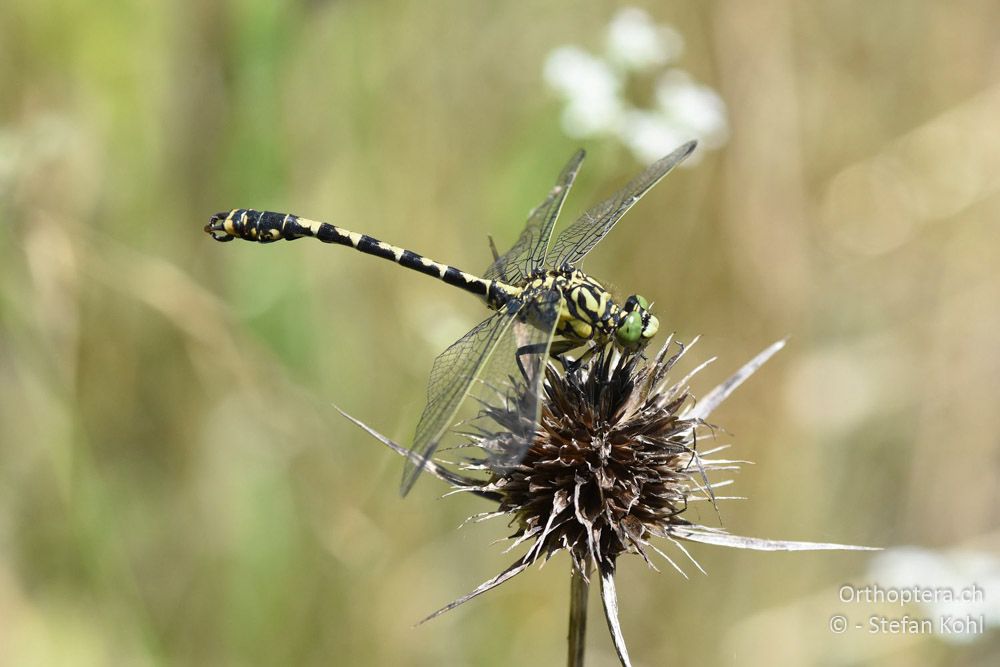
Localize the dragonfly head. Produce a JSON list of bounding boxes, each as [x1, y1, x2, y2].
[[615, 294, 659, 348]]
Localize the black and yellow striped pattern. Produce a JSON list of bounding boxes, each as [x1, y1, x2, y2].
[[204, 208, 659, 347], [206, 209, 518, 306]]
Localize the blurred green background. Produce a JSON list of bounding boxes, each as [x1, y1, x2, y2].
[[2, 1, 998, 665]]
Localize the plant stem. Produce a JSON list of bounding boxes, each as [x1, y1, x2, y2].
[[567, 560, 592, 667]]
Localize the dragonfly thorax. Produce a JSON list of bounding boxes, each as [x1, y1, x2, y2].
[[501, 267, 658, 348]]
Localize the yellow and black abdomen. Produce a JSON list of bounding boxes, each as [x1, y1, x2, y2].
[[205, 209, 510, 303], [206, 209, 336, 244]]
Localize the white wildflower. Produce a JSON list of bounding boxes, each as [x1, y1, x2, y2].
[[543, 46, 624, 136], [544, 8, 729, 164], [605, 7, 684, 71]]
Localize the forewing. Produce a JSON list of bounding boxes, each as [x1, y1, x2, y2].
[[549, 141, 696, 268], [484, 150, 585, 284], [401, 304, 519, 495]]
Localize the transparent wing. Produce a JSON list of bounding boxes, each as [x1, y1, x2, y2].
[[484, 150, 585, 284], [400, 291, 562, 494], [471, 289, 561, 470], [401, 305, 520, 495], [548, 141, 696, 268]]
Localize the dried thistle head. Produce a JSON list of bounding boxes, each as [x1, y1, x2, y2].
[[339, 336, 876, 666], [475, 338, 717, 577]]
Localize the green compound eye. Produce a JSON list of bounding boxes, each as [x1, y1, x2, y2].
[[615, 311, 643, 346]]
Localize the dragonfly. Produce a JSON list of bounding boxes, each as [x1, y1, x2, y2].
[[206, 140, 696, 494]]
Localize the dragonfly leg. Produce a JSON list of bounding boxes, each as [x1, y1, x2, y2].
[[545, 339, 585, 372], [558, 343, 601, 374], [514, 342, 550, 382]]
